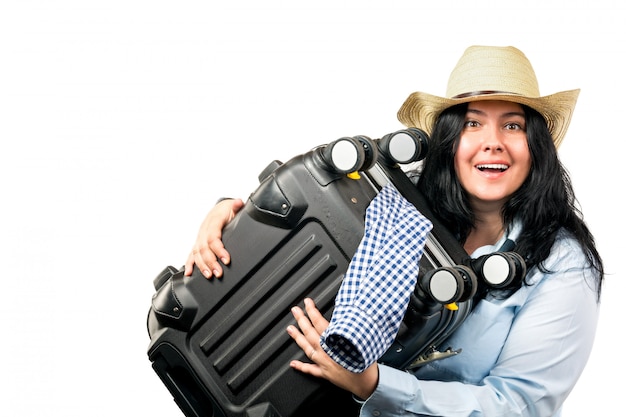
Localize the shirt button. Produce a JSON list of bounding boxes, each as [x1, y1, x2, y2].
[[372, 411, 381, 417]]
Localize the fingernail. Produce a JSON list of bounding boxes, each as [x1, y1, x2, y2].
[[203, 270, 211, 278], [213, 269, 221, 278], [220, 257, 228, 264]]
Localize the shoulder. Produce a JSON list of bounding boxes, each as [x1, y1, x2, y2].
[[541, 228, 588, 272], [525, 228, 600, 297]]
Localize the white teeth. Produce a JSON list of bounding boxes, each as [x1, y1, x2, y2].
[[477, 164, 509, 170]]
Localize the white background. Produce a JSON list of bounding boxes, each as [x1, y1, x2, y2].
[[1, 1, 623, 416]]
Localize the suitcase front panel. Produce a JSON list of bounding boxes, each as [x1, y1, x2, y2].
[[147, 137, 478, 417]]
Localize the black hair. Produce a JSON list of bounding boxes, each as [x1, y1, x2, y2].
[[417, 103, 603, 299]]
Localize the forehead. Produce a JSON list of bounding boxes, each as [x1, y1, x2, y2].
[[466, 100, 524, 114]]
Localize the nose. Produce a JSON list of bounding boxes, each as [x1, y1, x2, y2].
[[481, 126, 504, 152]]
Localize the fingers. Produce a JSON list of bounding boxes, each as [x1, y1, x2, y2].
[[228, 198, 245, 219], [184, 242, 229, 278], [198, 241, 229, 278], [290, 298, 328, 341], [303, 298, 329, 334], [287, 299, 378, 398], [288, 303, 319, 356], [186, 254, 219, 279], [289, 357, 325, 378], [286, 311, 326, 379], [288, 305, 317, 348], [183, 199, 244, 278], [183, 253, 195, 277], [287, 298, 330, 373]]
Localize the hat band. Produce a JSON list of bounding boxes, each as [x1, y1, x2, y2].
[[452, 90, 521, 99]]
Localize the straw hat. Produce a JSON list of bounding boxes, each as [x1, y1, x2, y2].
[[397, 45, 580, 148]]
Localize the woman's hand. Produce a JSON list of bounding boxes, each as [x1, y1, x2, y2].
[[287, 298, 379, 400], [184, 198, 245, 278]]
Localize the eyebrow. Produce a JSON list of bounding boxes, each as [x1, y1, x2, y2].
[[466, 108, 526, 119]]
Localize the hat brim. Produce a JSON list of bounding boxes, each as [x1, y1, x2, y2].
[[397, 89, 580, 149]]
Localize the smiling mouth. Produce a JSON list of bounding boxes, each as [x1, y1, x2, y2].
[[476, 163, 509, 172]]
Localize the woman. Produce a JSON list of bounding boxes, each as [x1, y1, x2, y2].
[[185, 46, 603, 416]]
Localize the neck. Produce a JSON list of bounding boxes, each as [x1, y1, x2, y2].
[[463, 209, 505, 255]]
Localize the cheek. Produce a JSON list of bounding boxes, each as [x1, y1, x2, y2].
[[453, 140, 473, 177], [454, 139, 466, 164], [522, 158, 532, 178], [511, 143, 532, 174], [453, 155, 472, 190]]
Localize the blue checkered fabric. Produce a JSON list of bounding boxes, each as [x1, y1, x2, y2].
[[320, 183, 432, 372]]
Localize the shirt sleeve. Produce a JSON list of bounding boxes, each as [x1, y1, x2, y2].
[[320, 183, 432, 373], [360, 236, 600, 417]]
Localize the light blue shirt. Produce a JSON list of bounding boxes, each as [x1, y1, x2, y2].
[[360, 225, 600, 417]]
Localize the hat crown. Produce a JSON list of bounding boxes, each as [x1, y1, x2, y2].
[[397, 45, 579, 149], [446, 46, 541, 99]]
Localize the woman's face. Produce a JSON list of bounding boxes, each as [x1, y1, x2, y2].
[[454, 100, 532, 211]]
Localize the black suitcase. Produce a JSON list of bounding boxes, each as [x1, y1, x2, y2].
[[146, 129, 523, 417]]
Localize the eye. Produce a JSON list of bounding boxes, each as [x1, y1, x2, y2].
[[464, 120, 480, 128], [504, 122, 525, 131]]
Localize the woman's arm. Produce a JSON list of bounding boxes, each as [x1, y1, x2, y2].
[[360, 240, 600, 417]]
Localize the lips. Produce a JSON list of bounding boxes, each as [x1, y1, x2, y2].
[[476, 163, 509, 172]]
